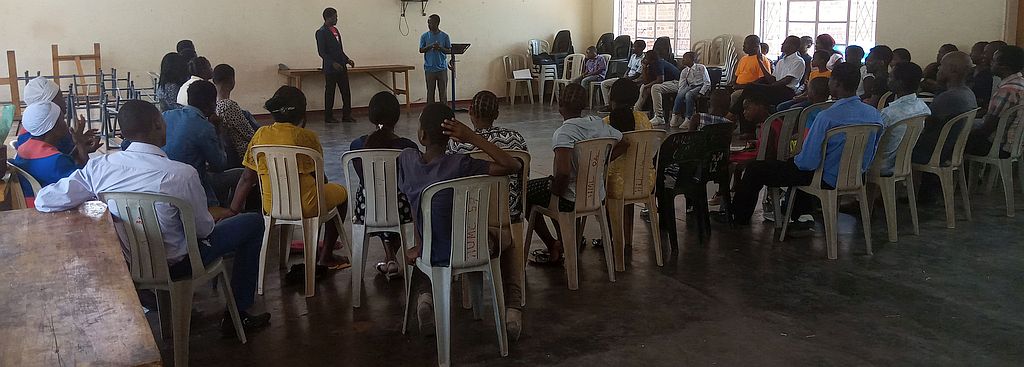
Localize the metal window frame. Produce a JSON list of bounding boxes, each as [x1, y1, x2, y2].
[[616, 0, 692, 55]]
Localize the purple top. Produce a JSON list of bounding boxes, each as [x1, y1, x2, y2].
[[584, 56, 608, 79]]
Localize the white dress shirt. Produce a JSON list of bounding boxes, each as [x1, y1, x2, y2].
[[625, 53, 644, 78], [176, 76, 203, 106], [773, 52, 807, 91], [678, 63, 712, 95], [35, 142, 214, 264]]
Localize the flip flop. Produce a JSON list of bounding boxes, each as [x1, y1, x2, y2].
[[327, 262, 351, 271], [528, 249, 564, 266]]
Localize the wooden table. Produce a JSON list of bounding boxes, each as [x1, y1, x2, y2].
[[0, 205, 162, 366], [278, 64, 416, 109]]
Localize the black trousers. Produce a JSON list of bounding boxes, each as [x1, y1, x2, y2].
[[732, 159, 816, 224], [324, 69, 352, 119]]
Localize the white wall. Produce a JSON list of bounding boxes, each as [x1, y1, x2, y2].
[[0, 0, 593, 112]]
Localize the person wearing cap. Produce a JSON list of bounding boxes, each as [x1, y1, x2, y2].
[[10, 102, 93, 207], [15, 77, 100, 163]]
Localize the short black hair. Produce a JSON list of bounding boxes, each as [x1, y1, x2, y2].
[[323, 7, 337, 19], [118, 100, 162, 138], [158, 52, 189, 86], [870, 45, 894, 64], [634, 39, 646, 49], [587, 46, 598, 53], [831, 62, 862, 92], [893, 48, 912, 62], [368, 91, 401, 127], [265, 86, 307, 123], [419, 103, 454, 146], [212, 64, 234, 84], [186, 80, 217, 108], [189, 57, 211, 77], [812, 50, 831, 61], [940, 43, 959, 52], [891, 62, 923, 92], [846, 45, 865, 60], [996, 45, 1024, 72], [176, 40, 195, 54], [429, 14, 440, 21], [559, 83, 589, 112]]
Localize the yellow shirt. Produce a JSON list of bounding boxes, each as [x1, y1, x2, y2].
[[604, 112, 654, 199], [735, 55, 772, 85], [243, 122, 347, 218], [809, 69, 832, 81]]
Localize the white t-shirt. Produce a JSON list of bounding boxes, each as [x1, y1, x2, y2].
[[773, 52, 806, 91], [551, 115, 623, 202], [857, 65, 871, 96], [827, 53, 844, 70], [176, 76, 203, 106]]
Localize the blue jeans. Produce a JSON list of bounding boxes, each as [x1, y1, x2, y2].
[[170, 212, 265, 312], [673, 84, 704, 117]]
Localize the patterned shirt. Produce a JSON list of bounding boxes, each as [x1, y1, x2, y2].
[[216, 99, 256, 166], [446, 126, 528, 221], [155, 83, 182, 112], [697, 113, 733, 129], [988, 73, 1024, 147], [583, 55, 608, 79]]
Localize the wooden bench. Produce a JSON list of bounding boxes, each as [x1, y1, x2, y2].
[[278, 64, 416, 109], [0, 205, 162, 366]]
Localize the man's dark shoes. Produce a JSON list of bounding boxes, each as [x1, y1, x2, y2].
[[324, 116, 341, 124], [221, 310, 271, 337], [341, 116, 357, 123]]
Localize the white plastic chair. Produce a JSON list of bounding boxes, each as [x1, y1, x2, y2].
[[503, 54, 535, 106], [780, 124, 882, 259], [588, 54, 613, 109], [400, 175, 510, 367], [752, 108, 802, 229], [966, 104, 1024, 217], [468, 150, 530, 307], [866, 116, 927, 242], [524, 138, 617, 290], [876, 91, 894, 110], [607, 130, 667, 270], [691, 40, 710, 66], [4, 163, 42, 210], [250, 145, 346, 298], [912, 108, 980, 228], [550, 53, 586, 105], [340, 149, 412, 308], [99, 192, 246, 367]]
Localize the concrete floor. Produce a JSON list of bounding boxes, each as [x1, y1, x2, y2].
[[161, 103, 1023, 366]]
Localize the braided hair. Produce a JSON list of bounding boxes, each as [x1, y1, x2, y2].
[[558, 83, 589, 114], [470, 90, 500, 125], [608, 78, 640, 132], [265, 86, 306, 124], [419, 103, 455, 146]]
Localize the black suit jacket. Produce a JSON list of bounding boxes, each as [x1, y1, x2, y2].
[[316, 25, 349, 74]]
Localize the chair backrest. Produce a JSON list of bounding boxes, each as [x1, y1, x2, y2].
[[983, 104, 1024, 160], [5, 163, 42, 209], [572, 138, 616, 213], [691, 40, 709, 65], [250, 145, 327, 220], [562, 53, 586, 80], [528, 39, 551, 56], [869, 115, 927, 178], [600, 54, 612, 69], [793, 101, 836, 154], [702, 123, 736, 181], [876, 91, 894, 110], [0, 50, 20, 118], [504, 54, 530, 80], [808, 124, 882, 191], [468, 150, 531, 224], [925, 108, 981, 167], [756, 107, 803, 161], [418, 175, 507, 269], [52, 43, 102, 96], [612, 35, 633, 59], [596, 33, 615, 55], [340, 149, 404, 228], [723, 52, 741, 84], [552, 30, 574, 54], [98, 192, 206, 285], [614, 130, 667, 201]]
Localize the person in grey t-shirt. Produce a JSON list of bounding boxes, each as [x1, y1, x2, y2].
[[913, 52, 978, 165]]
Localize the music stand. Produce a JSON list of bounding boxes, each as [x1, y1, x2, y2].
[[449, 43, 471, 112]]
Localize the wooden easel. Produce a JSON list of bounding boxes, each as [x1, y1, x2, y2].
[[52, 43, 101, 97], [0, 51, 20, 118]]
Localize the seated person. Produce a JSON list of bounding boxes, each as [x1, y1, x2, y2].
[[761, 43, 770, 61], [605, 78, 652, 200], [228, 86, 350, 269], [966, 45, 1024, 157], [971, 41, 1006, 109], [528, 84, 625, 264], [35, 100, 271, 335], [213, 64, 255, 168], [816, 34, 844, 70], [861, 45, 893, 106], [892, 48, 912, 67], [778, 50, 832, 111], [845, 45, 867, 95], [9, 103, 93, 207], [877, 62, 931, 176], [600, 40, 646, 110], [155, 52, 189, 112], [572, 46, 608, 88], [162, 80, 231, 206], [669, 51, 711, 128], [14, 77, 98, 158], [350, 91, 419, 279], [913, 51, 978, 164], [685, 89, 734, 132], [397, 103, 524, 339], [726, 35, 775, 133], [176, 56, 214, 106], [635, 51, 680, 122], [729, 62, 883, 226], [742, 36, 807, 106], [922, 44, 959, 94]]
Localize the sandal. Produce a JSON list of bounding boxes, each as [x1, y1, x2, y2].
[[528, 249, 564, 266], [375, 260, 401, 279]]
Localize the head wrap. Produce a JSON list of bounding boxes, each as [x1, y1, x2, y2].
[[21, 102, 61, 136], [23, 77, 60, 105]]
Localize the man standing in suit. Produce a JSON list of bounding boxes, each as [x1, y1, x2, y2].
[[316, 7, 356, 123]]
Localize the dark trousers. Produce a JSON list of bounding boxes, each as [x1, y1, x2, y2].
[[169, 213, 265, 312], [732, 159, 815, 224], [324, 69, 352, 119]]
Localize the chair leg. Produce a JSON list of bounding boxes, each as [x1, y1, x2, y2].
[[401, 262, 414, 335], [169, 281, 194, 367], [657, 194, 679, 251], [156, 290, 173, 340], [858, 189, 873, 255], [558, 212, 580, 290], [509, 221, 527, 307], [880, 181, 898, 243], [430, 268, 453, 367], [596, 211, 616, 282], [904, 178, 921, 236], [957, 168, 972, 221], [219, 271, 247, 344], [779, 188, 799, 242], [822, 191, 838, 260], [526, 80, 535, 104], [351, 224, 367, 308], [509, 82, 517, 106], [646, 197, 664, 267], [985, 164, 998, 194], [257, 217, 274, 295], [999, 161, 1015, 217], [279, 225, 291, 270], [487, 262, 509, 356], [301, 219, 320, 297], [469, 273, 484, 319], [939, 170, 956, 228], [771, 188, 784, 229], [607, 198, 626, 272]]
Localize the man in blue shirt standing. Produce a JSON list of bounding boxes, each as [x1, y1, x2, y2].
[[730, 62, 883, 226], [419, 14, 452, 105], [162, 80, 230, 205]]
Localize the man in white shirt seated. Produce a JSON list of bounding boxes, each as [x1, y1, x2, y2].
[[669, 51, 712, 128], [34, 100, 271, 336], [176, 56, 214, 106], [740, 35, 807, 108], [600, 40, 646, 112]]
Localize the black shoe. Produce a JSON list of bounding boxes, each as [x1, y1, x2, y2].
[[221, 311, 271, 337], [324, 117, 341, 124], [341, 116, 357, 123]]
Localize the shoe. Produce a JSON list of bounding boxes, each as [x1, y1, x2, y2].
[[375, 260, 400, 279], [341, 116, 357, 123], [416, 293, 435, 336], [506, 308, 523, 341], [640, 207, 651, 223], [324, 117, 340, 124], [786, 215, 816, 235], [708, 195, 722, 206], [220, 310, 271, 337], [650, 116, 666, 126]]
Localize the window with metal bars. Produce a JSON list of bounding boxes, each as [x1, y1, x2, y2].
[[616, 0, 692, 56], [755, 0, 877, 60]]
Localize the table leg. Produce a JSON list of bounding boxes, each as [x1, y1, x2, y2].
[[404, 71, 411, 109], [538, 68, 547, 103]]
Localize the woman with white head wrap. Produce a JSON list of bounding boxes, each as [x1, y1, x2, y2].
[[15, 76, 101, 161], [10, 102, 88, 205]]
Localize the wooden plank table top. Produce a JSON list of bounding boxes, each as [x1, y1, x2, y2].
[[0, 204, 162, 366]]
